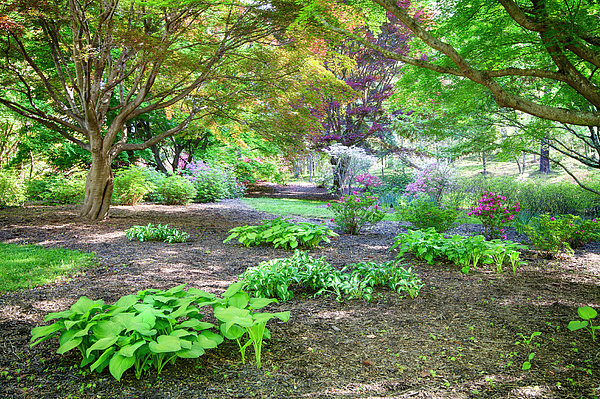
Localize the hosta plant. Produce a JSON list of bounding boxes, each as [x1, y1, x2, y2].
[[392, 228, 527, 274], [30, 283, 289, 380], [224, 217, 338, 249], [212, 282, 290, 368], [30, 284, 223, 381], [240, 250, 424, 302], [125, 223, 190, 243], [568, 306, 598, 342]]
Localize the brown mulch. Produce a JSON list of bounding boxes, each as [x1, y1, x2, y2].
[[0, 182, 599, 399]]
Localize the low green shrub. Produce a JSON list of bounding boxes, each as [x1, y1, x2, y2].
[[125, 223, 190, 243], [30, 283, 289, 380], [224, 217, 338, 249], [0, 169, 26, 207], [397, 196, 460, 233], [185, 161, 244, 203], [113, 166, 156, 205], [141, 168, 167, 202], [392, 228, 527, 274], [159, 175, 197, 205], [239, 250, 424, 302], [42, 173, 86, 204], [522, 214, 600, 256], [328, 191, 386, 235]]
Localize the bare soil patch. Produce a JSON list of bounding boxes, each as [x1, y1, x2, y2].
[[0, 183, 599, 398]]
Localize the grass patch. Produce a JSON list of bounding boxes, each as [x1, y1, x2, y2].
[[241, 197, 397, 221], [0, 243, 95, 292]]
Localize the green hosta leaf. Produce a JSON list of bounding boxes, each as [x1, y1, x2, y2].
[[117, 341, 147, 357], [90, 347, 115, 373], [111, 312, 135, 329], [201, 330, 224, 346], [132, 308, 157, 328], [568, 320, 589, 331], [249, 298, 276, 310], [57, 335, 82, 354], [86, 336, 118, 358], [73, 321, 97, 338], [229, 292, 249, 309], [578, 306, 598, 320], [71, 296, 104, 314], [109, 353, 136, 381], [113, 295, 138, 310], [92, 320, 123, 339], [64, 320, 82, 330], [223, 282, 244, 299], [149, 335, 181, 353], [170, 329, 195, 338], [166, 284, 187, 295], [179, 319, 213, 330], [176, 342, 205, 358], [170, 301, 193, 319], [253, 311, 290, 324], [219, 322, 245, 340], [127, 322, 156, 336], [30, 322, 64, 345], [80, 353, 97, 368], [44, 310, 73, 322], [193, 333, 219, 349]]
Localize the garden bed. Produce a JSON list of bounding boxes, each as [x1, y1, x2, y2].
[[0, 185, 599, 398]]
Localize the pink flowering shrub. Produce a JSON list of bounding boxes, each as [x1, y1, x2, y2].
[[523, 214, 600, 257], [469, 192, 521, 240], [355, 173, 381, 192], [405, 163, 454, 202], [328, 191, 386, 235]]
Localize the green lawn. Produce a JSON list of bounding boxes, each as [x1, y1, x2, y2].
[[0, 243, 95, 292], [240, 197, 397, 221]]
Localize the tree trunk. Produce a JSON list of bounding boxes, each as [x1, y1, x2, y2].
[[540, 138, 551, 174], [79, 157, 114, 221], [481, 152, 487, 177]]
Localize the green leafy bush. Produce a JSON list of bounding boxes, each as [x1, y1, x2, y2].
[[328, 191, 386, 235], [30, 283, 289, 379], [125, 224, 190, 243], [42, 173, 86, 204], [141, 168, 167, 202], [159, 175, 197, 205], [224, 217, 338, 249], [113, 166, 156, 205], [240, 250, 424, 302], [392, 228, 527, 274], [185, 161, 244, 203], [397, 196, 460, 233], [0, 169, 26, 207], [522, 214, 600, 256]]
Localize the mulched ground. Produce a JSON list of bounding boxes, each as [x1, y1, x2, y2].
[[0, 182, 599, 399]]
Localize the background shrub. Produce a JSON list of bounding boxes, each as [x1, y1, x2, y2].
[[397, 196, 460, 233], [41, 173, 86, 204], [186, 161, 244, 203], [0, 169, 26, 207], [160, 175, 197, 205], [113, 166, 156, 205], [141, 168, 168, 202]]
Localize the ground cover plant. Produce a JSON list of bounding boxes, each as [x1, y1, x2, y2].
[[125, 224, 190, 243], [0, 243, 94, 291], [240, 250, 424, 302], [224, 217, 338, 249], [392, 228, 527, 275], [0, 183, 599, 398], [31, 283, 288, 380]]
